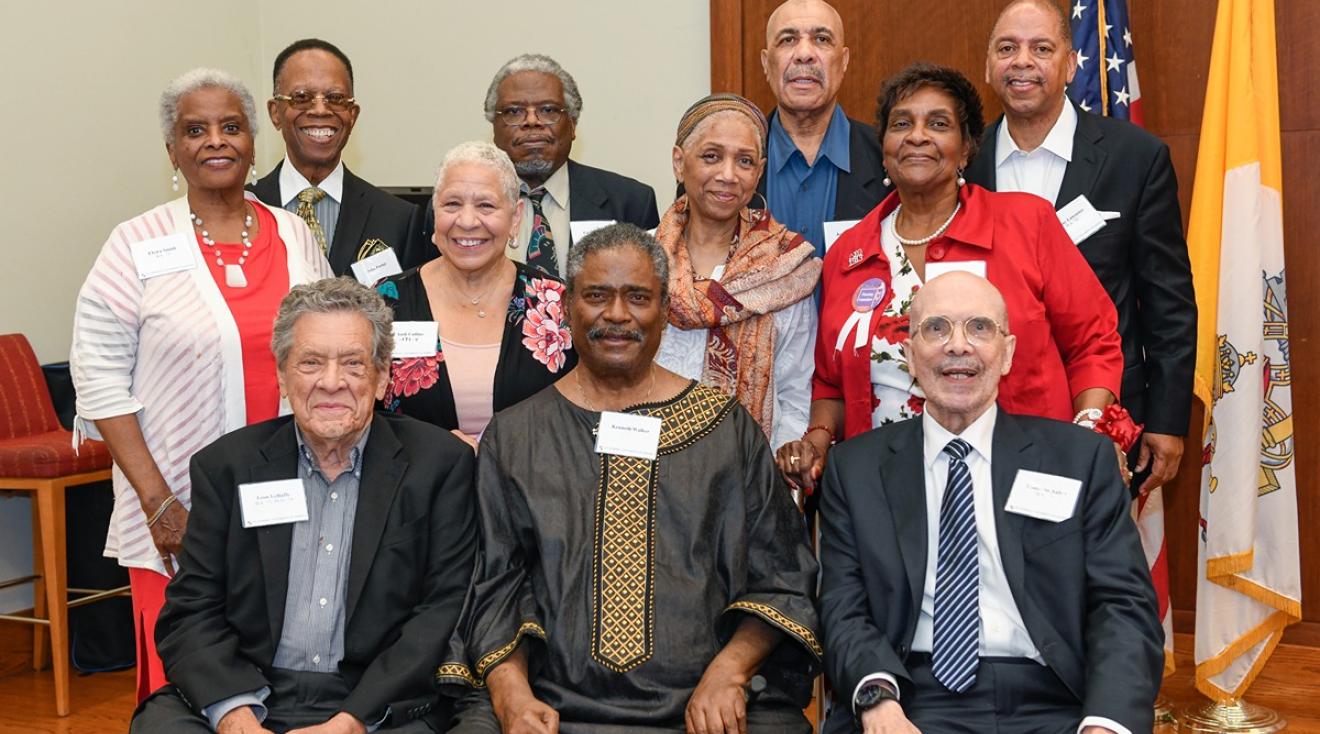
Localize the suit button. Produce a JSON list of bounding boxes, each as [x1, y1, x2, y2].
[[899, 643, 910, 656]]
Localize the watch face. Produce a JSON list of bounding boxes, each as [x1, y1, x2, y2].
[[856, 681, 898, 712]]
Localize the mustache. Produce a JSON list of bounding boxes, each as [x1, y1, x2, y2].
[[938, 357, 983, 373], [1003, 73, 1045, 85], [783, 64, 824, 83], [587, 326, 644, 342]]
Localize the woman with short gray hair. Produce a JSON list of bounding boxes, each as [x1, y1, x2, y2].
[[69, 67, 332, 701], [375, 141, 575, 448]]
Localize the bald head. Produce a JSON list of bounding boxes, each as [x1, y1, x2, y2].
[[989, 0, 1071, 52], [766, 0, 845, 46], [761, 0, 850, 118], [910, 271, 1010, 330]]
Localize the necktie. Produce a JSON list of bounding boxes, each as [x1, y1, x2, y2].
[[526, 187, 559, 276], [297, 186, 329, 255], [931, 437, 980, 693]]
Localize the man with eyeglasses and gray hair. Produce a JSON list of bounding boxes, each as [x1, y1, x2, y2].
[[818, 271, 1161, 734], [251, 39, 427, 277], [433, 53, 659, 278]]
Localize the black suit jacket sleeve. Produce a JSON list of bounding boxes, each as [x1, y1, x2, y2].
[[1131, 142, 1197, 434], [341, 447, 478, 722], [818, 452, 908, 702], [1078, 432, 1164, 728], [160, 457, 271, 710]]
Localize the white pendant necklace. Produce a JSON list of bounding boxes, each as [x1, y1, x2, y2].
[[190, 207, 255, 288], [892, 202, 961, 247]]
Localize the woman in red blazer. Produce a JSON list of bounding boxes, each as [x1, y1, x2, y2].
[[777, 63, 1122, 492]]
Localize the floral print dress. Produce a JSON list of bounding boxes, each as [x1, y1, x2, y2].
[[375, 261, 574, 433], [870, 211, 926, 427]]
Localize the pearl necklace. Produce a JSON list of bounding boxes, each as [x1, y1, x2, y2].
[[190, 207, 255, 288], [892, 202, 961, 247]]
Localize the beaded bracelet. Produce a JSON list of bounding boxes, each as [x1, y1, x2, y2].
[[804, 424, 836, 444]]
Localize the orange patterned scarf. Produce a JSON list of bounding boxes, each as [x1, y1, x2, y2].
[[657, 196, 821, 439]]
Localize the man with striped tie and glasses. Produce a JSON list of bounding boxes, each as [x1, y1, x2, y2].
[[817, 271, 1161, 734]]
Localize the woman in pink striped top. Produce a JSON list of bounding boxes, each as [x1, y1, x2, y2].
[[69, 68, 332, 701]]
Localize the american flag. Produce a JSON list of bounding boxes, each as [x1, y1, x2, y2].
[[1066, 0, 1145, 125]]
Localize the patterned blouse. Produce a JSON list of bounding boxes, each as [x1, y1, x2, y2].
[[870, 211, 927, 427], [376, 261, 575, 432]]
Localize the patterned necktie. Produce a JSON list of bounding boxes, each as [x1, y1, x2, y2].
[[297, 186, 329, 255], [526, 187, 559, 276], [931, 437, 980, 693]]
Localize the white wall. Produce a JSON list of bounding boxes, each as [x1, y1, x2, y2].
[[0, 1, 709, 612]]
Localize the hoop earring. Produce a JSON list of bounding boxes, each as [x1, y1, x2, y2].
[[171, 170, 179, 192], [750, 190, 769, 211]]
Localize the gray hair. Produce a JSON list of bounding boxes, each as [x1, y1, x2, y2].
[[679, 110, 767, 158], [434, 141, 521, 210], [565, 223, 669, 302], [271, 277, 395, 371], [159, 67, 259, 144], [483, 53, 583, 123]]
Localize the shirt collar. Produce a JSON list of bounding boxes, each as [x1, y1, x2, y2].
[[922, 403, 997, 470], [279, 156, 345, 207], [768, 104, 852, 173], [295, 422, 371, 478], [520, 161, 570, 208], [845, 183, 994, 274], [994, 99, 1077, 167]]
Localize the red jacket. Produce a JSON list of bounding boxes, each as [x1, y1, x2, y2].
[[813, 184, 1122, 439]]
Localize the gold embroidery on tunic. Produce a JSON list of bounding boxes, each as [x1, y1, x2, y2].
[[590, 384, 737, 672], [435, 662, 482, 687], [475, 621, 547, 678], [726, 600, 824, 658]]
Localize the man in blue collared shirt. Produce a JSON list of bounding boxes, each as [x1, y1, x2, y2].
[[759, 0, 887, 257]]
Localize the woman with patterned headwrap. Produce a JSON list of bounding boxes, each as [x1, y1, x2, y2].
[[655, 93, 821, 452]]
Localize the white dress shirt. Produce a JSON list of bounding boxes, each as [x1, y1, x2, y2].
[[854, 404, 1129, 734], [278, 156, 345, 248], [512, 163, 571, 267], [654, 263, 817, 450], [993, 99, 1077, 206]]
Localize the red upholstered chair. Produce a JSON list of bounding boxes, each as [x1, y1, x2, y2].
[[0, 333, 120, 716]]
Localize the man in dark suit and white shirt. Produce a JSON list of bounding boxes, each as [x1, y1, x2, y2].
[[251, 39, 425, 277], [131, 278, 475, 733], [965, 0, 1196, 494], [818, 272, 1161, 734], [418, 53, 659, 278]]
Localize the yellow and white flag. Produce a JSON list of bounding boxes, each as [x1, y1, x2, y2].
[[1188, 0, 1300, 702]]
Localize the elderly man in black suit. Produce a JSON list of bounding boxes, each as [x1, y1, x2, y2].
[[131, 278, 476, 734], [251, 39, 426, 277], [818, 272, 1161, 734], [965, 0, 1196, 494]]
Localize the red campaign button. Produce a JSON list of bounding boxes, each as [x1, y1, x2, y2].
[[929, 246, 945, 259]]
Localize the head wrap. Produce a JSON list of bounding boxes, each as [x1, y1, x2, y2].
[[674, 93, 768, 150]]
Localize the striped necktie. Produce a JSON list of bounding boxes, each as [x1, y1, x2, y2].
[[931, 437, 980, 693], [526, 186, 559, 276], [297, 186, 328, 255]]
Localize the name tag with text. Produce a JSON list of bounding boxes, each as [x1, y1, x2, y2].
[[239, 478, 309, 528], [392, 321, 438, 358], [1005, 469, 1082, 522], [351, 248, 403, 285], [130, 234, 195, 279], [595, 411, 662, 460]]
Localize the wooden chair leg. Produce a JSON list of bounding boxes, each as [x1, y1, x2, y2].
[[30, 494, 48, 672], [35, 480, 70, 717]]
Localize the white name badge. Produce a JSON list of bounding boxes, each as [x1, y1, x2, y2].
[[130, 233, 195, 280], [925, 260, 987, 280], [391, 321, 438, 358], [350, 247, 403, 286], [1005, 469, 1083, 523], [594, 411, 662, 460], [822, 219, 861, 253], [238, 478, 309, 528], [1056, 195, 1110, 245], [570, 220, 616, 243]]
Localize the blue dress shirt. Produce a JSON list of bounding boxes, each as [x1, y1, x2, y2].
[[766, 104, 852, 258]]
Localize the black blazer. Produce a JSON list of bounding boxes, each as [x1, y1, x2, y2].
[[755, 110, 889, 222], [965, 106, 1197, 434], [156, 413, 477, 726], [414, 158, 660, 259], [818, 411, 1162, 733], [250, 162, 427, 277]]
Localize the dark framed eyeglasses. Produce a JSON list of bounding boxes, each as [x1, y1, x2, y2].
[[273, 90, 356, 110], [915, 315, 1008, 346], [496, 104, 567, 126]]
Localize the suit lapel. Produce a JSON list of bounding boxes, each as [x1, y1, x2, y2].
[[966, 118, 1000, 192], [990, 411, 1033, 626], [330, 168, 370, 273], [251, 421, 301, 645], [566, 160, 610, 232], [834, 120, 879, 219], [1054, 106, 1106, 208], [884, 421, 928, 619], [248, 162, 284, 208], [345, 415, 406, 626]]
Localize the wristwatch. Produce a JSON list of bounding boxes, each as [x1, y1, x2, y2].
[[854, 680, 899, 721]]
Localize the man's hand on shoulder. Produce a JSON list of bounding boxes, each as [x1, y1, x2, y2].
[[860, 700, 921, 733], [286, 712, 366, 734], [217, 706, 276, 734], [685, 658, 749, 734]]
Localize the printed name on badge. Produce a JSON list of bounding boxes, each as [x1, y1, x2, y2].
[[131, 233, 196, 280], [351, 248, 403, 286], [822, 220, 861, 253], [391, 321, 439, 359], [1005, 469, 1083, 523], [1056, 195, 1108, 245], [238, 478, 310, 528], [594, 411, 662, 460]]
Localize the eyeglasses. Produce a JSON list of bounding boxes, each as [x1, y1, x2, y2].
[[496, 104, 567, 126], [273, 90, 356, 110], [914, 315, 1008, 346]]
